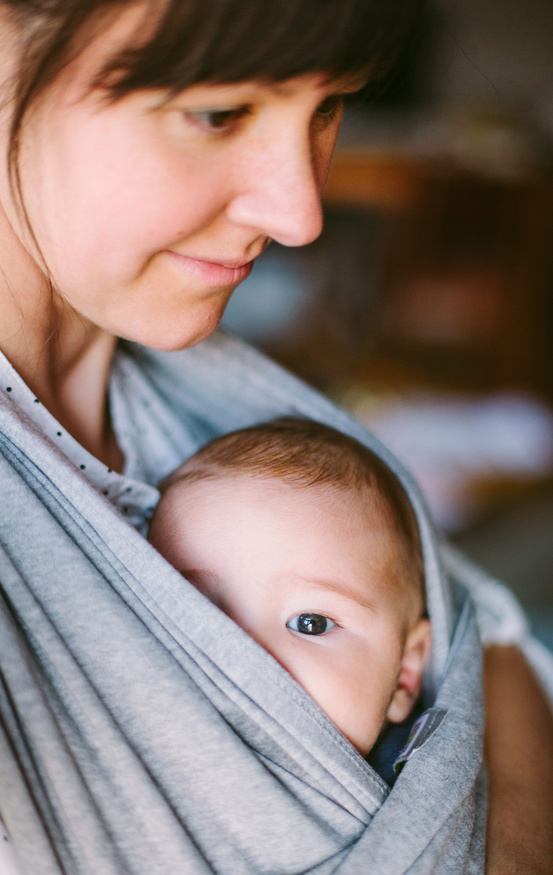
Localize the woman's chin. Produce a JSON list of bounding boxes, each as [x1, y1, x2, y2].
[[118, 307, 230, 352]]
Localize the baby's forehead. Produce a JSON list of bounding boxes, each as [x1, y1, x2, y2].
[[166, 468, 399, 532], [161, 469, 424, 621], [167, 470, 412, 566], [168, 468, 372, 510]]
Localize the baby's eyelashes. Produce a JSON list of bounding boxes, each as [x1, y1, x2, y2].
[[286, 613, 336, 636]]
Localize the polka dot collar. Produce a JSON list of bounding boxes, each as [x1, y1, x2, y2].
[[0, 350, 159, 534]]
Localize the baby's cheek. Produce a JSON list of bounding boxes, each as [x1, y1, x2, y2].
[[283, 649, 371, 752], [328, 651, 404, 755]]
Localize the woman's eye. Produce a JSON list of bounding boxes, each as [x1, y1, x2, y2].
[[286, 613, 336, 635], [184, 106, 249, 133], [315, 95, 344, 126]]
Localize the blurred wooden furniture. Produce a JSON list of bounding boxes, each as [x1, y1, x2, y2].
[[322, 147, 553, 396], [324, 150, 423, 211]]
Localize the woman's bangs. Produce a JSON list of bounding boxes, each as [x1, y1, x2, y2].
[[104, 0, 424, 97]]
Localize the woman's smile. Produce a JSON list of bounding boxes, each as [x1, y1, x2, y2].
[[163, 250, 255, 287]]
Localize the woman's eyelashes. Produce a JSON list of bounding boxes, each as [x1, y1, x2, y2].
[[286, 613, 336, 636], [313, 94, 344, 127], [180, 94, 344, 135], [182, 105, 251, 134]]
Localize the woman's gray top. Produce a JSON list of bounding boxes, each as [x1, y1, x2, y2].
[[0, 332, 552, 874]]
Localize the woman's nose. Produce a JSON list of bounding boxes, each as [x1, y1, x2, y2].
[[226, 132, 329, 248]]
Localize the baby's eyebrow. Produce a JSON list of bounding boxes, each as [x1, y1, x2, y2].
[[299, 575, 377, 612], [181, 568, 222, 590]]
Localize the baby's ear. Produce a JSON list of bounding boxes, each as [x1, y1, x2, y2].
[[387, 618, 432, 724]]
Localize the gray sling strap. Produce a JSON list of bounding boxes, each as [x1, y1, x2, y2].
[[0, 332, 487, 872]]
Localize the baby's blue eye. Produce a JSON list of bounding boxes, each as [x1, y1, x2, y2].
[[286, 613, 335, 635]]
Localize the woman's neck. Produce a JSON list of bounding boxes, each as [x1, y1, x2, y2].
[[0, 223, 123, 470], [5, 315, 122, 470]]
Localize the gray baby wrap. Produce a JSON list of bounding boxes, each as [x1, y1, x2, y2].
[[0, 332, 495, 873]]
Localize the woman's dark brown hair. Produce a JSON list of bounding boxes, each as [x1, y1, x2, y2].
[[4, 0, 425, 178]]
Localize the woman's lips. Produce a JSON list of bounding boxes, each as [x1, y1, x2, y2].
[[164, 250, 254, 286]]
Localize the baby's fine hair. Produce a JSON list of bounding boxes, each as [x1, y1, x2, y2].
[[162, 417, 425, 609]]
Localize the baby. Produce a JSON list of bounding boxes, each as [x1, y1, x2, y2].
[[149, 418, 431, 759]]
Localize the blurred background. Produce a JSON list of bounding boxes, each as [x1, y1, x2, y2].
[[221, 0, 553, 648]]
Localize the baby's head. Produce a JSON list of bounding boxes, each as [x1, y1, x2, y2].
[[149, 418, 431, 757]]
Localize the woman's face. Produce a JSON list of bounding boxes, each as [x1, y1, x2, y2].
[[4, 10, 357, 350]]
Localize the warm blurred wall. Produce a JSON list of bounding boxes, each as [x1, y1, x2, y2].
[[432, 0, 553, 116]]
